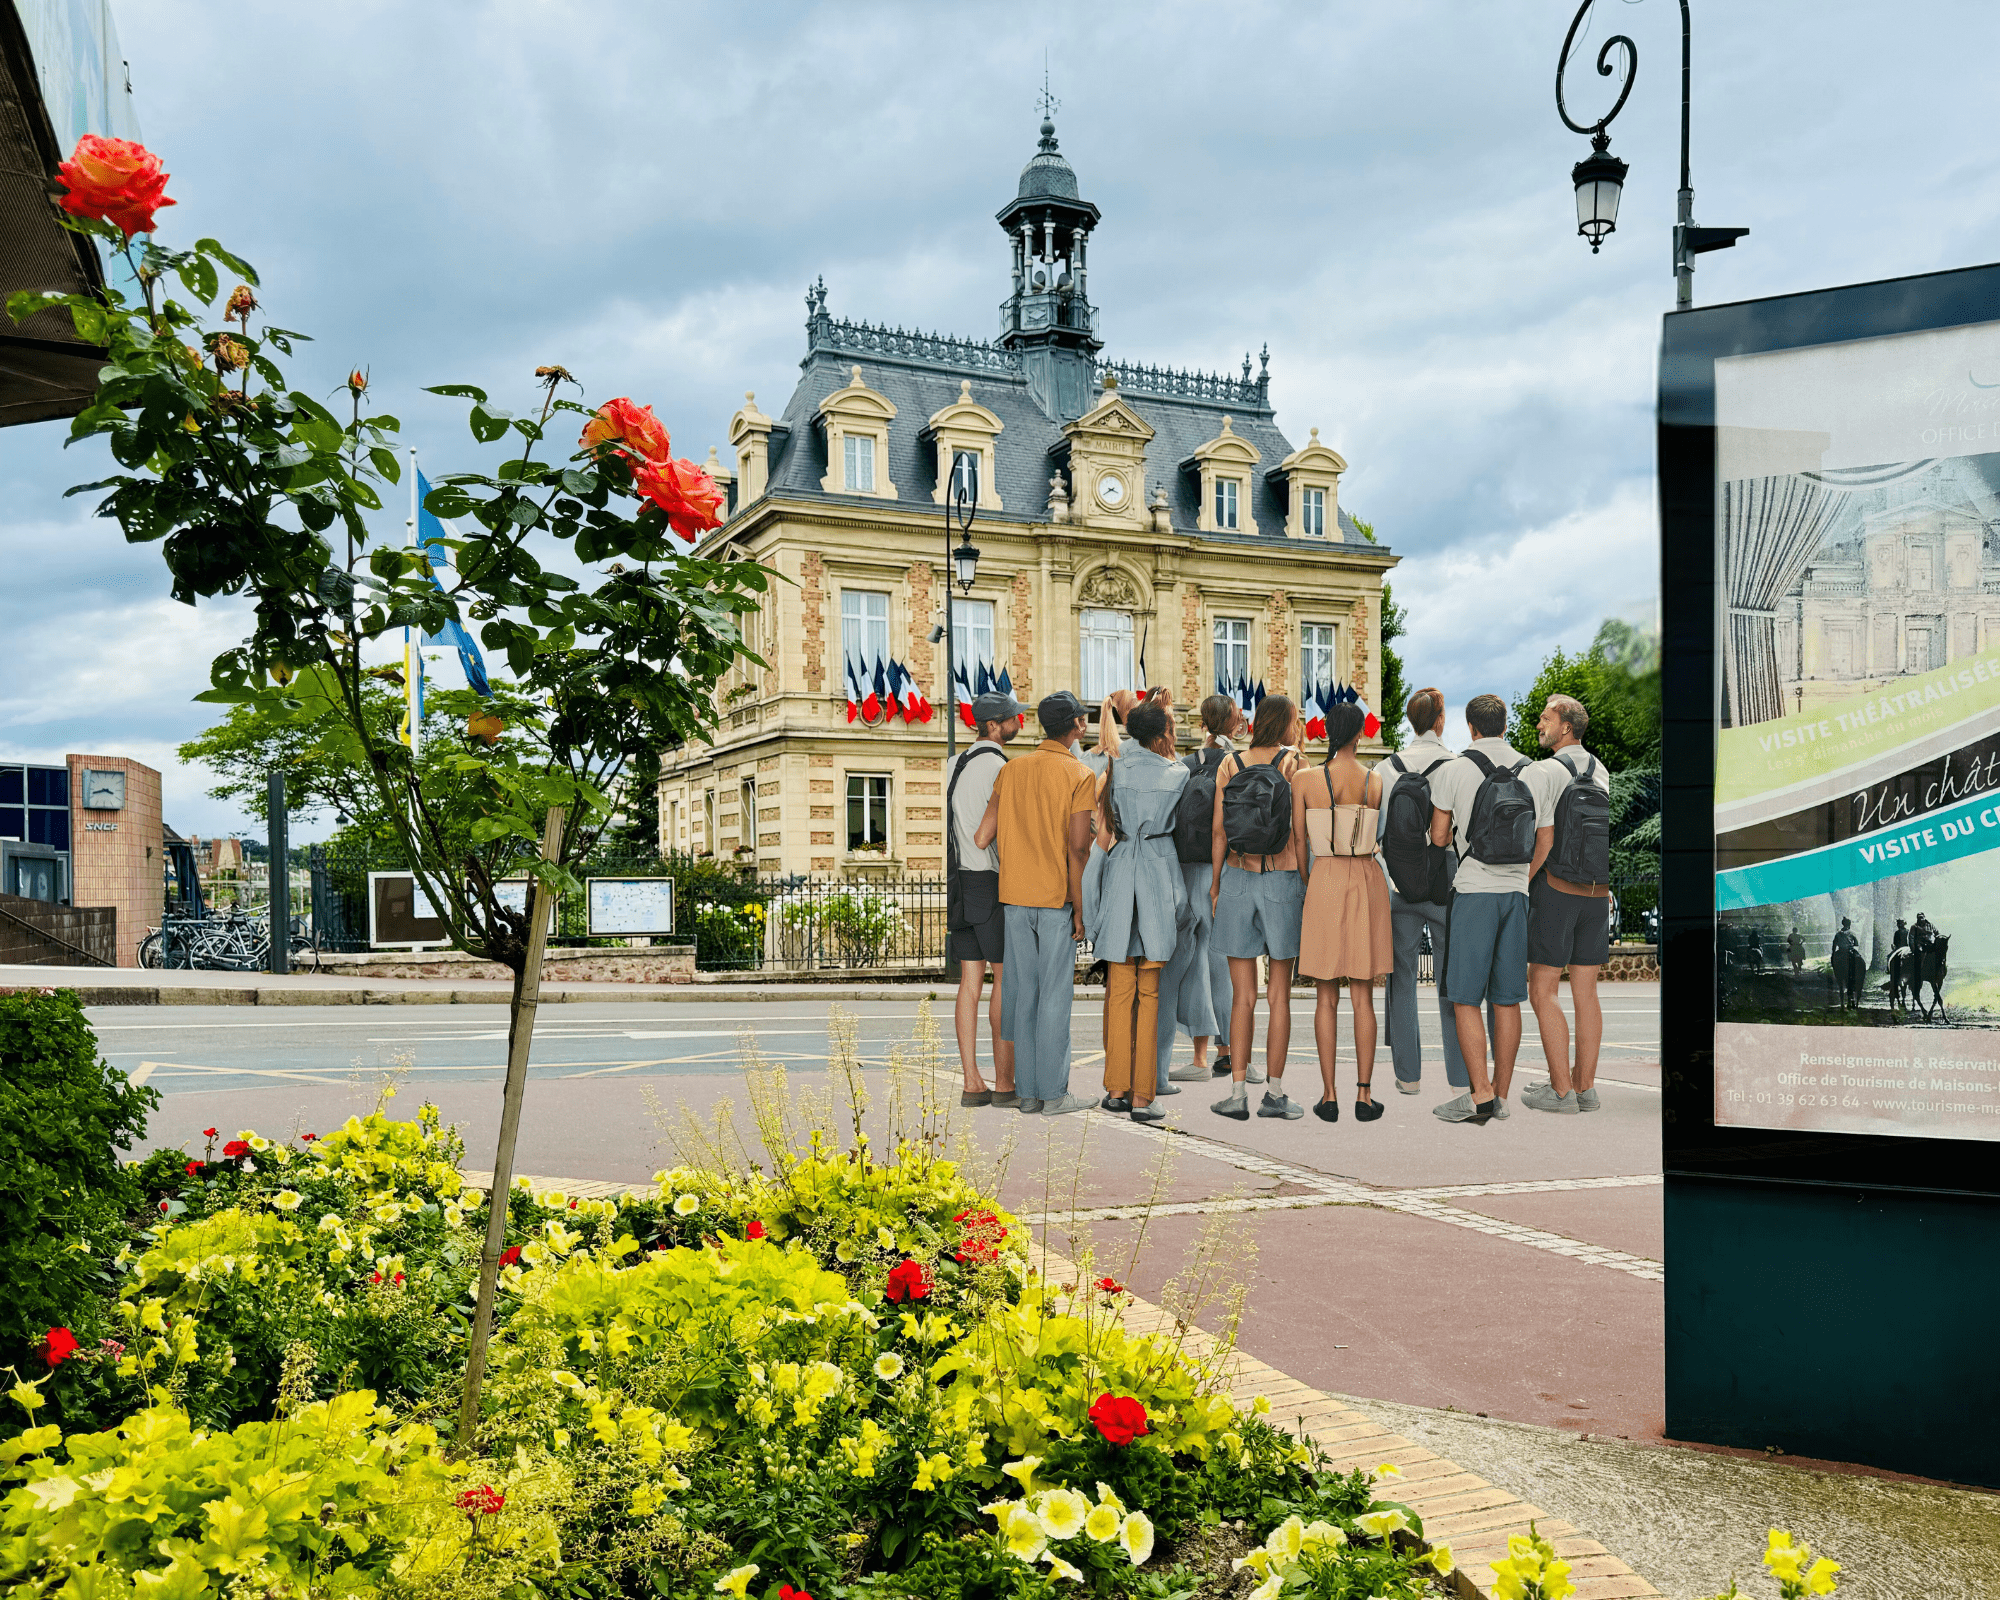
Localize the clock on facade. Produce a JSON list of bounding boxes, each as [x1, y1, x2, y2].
[[1095, 472, 1126, 509], [82, 769, 125, 810]]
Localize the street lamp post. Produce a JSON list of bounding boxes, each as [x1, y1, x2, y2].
[[943, 451, 980, 761], [1556, 0, 1748, 310]]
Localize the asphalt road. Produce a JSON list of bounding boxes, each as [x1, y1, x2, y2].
[[94, 984, 1666, 1441]]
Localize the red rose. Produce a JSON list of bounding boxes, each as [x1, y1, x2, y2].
[[498, 1245, 522, 1267], [222, 1139, 250, 1159], [632, 456, 726, 540], [185, 1161, 201, 1176], [579, 397, 670, 463], [1088, 1392, 1149, 1447], [202, 1128, 218, 1139], [779, 1586, 815, 1600], [456, 1485, 506, 1517], [41, 1327, 78, 1368], [746, 1220, 766, 1240], [1095, 1277, 1125, 1295], [56, 135, 175, 236], [883, 1260, 932, 1303]]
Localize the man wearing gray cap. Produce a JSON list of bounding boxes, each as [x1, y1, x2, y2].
[[949, 690, 1024, 1108], [974, 690, 1098, 1114]]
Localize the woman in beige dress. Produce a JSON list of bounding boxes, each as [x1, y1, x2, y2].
[[1295, 702, 1394, 1122]]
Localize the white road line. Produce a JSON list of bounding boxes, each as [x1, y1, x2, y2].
[[129, 1061, 161, 1085]]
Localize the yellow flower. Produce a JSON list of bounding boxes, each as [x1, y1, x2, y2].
[[1002, 1505, 1049, 1564], [1374, 1462, 1402, 1479], [873, 1352, 905, 1381], [912, 1452, 955, 1492], [1232, 1549, 1273, 1579], [1251, 1394, 1272, 1415], [1430, 1544, 1454, 1575], [1356, 1508, 1410, 1539], [1084, 1501, 1122, 1543], [270, 1191, 302, 1211], [1044, 1554, 1084, 1583], [876, 1225, 896, 1250], [1246, 1576, 1282, 1600], [1036, 1487, 1089, 1541], [714, 1564, 758, 1597], [674, 1193, 701, 1216], [1301, 1520, 1345, 1551], [1000, 1456, 1043, 1493], [1119, 1510, 1155, 1566], [1805, 1557, 1841, 1596], [1264, 1515, 1305, 1562]]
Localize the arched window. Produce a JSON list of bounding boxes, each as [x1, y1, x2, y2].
[[1079, 609, 1136, 701]]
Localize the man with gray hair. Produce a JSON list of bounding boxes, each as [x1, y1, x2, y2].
[[1522, 693, 1613, 1114]]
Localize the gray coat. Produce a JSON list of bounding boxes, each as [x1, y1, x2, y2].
[[1082, 747, 1191, 963]]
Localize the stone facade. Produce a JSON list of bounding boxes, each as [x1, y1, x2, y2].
[[66, 754, 162, 968]]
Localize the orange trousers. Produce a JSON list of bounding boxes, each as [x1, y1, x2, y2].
[[1102, 959, 1165, 1106]]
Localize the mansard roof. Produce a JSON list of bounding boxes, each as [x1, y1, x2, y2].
[[754, 313, 1364, 543]]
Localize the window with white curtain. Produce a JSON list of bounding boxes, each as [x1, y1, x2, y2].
[[1213, 616, 1251, 692], [1215, 477, 1239, 530], [843, 434, 876, 492], [1302, 487, 1326, 538], [952, 597, 995, 684], [1300, 623, 1337, 694], [1079, 609, 1136, 702], [841, 590, 890, 669], [847, 774, 890, 850]]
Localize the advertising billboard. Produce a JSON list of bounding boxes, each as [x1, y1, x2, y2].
[[1712, 319, 2000, 1144]]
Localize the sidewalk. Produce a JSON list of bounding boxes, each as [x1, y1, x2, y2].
[[0, 963, 958, 1007]]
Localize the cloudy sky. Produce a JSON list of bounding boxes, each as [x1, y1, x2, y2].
[[6, 0, 2000, 838]]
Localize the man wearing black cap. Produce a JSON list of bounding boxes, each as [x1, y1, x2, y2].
[[974, 690, 1098, 1115], [950, 690, 1025, 1108]]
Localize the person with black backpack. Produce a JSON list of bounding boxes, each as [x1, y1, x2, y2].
[[1376, 686, 1476, 1099], [1170, 694, 1240, 1085], [1425, 693, 1539, 1126], [1208, 694, 1308, 1121], [1521, 693, 1614, 1115]]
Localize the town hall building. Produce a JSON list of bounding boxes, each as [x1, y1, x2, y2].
[[657, 117, 1397, 876]]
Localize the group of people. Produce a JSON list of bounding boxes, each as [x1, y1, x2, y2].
[[944, 679, 1617, 1128]]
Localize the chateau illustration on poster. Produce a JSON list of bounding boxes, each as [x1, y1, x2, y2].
[[1714, 316, 2000, 1143]]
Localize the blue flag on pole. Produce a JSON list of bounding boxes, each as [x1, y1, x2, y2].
[[416, 469, 492, 697]]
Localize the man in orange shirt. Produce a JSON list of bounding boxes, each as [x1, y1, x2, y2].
[[974, 691, 1097, 1114]]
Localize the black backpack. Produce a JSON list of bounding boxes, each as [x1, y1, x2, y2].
[[1462, 749, 1537, 867], [1380, 752, 1453, 903], [1173, 747, 1226, 864], [1220, 751, 1295, 863], [1546, 749, 1611, 886], [944, 744, 1003, 930]]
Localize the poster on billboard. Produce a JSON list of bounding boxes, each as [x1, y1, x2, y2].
[[1713, 317, 2000, 1143]]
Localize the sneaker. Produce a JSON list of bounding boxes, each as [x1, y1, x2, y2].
[[1257, 1091, 1304, 1121], [960, 1089, 993, 1108], [1169, 1062, 1209, 1081], [1130, 1103, 1167, 1124], [1156, 1082, 1182, 1096], [1211, 1051, 1233, 1077], [1042, 1093, 1094, 1116], [1016, 1097, 1043, 1115], [1395, 1079, 1422, 1095], [991, 1090, 1021, 1109], [1522, 1081, 1580, 1114], [1577, 1087, 1602, 1112], [1211, 1085, 1250, 1121], [1490, 1097, 1510, 1120], [1245, 1063, 1268, 1085], [1432, 1092, 1496, 1125]]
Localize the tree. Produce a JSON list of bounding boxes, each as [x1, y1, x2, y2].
[[177, 679, 406, 824], [1350, 517, 1409, 752], [11, 135, 769, 1443], [1509, 619, 1661, 770]]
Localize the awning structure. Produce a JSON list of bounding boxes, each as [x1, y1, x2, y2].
[[0, 1, 107, 428]]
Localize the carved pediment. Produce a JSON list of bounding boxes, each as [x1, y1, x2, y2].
[[1078, 564, 1141, 609]]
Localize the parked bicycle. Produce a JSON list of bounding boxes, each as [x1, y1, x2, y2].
[[139, 910, 320, 972]]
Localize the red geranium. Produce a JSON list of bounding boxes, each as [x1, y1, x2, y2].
[[633, 455, 726, 540], [456, 1485, 506, 1518], [746, 1219, 766, 1240], [1088, 1392, 1149, 1447], [301, 1133, 317, 1143], [1095, 1277, 1126, 1295], [185, 1161, 201, 1176], [202, 1128, 218, 1139], [56, 135, 175, 235], [41, 1327, 78, 1368], [883, 1260, 932, 1303], [222, 1139, 250, 1159], [952, 1207, 1007, 1265], [498, 1245, 523, 1267], [779, 1586, 815, 1600], [579, 397, 671, 463]]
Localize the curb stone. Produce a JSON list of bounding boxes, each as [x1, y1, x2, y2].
[[463, 1170, 1663, 1600]]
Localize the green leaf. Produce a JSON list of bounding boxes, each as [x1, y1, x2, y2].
[[559, 468, 598, 497], [369, 447, 402, 484], [425, 383, 488, 402], [5, 288, 67, 326], [174, 254, 218, 305], [468, 403, 512, 444], [69, 300, 109, 343], [195, 237, 260, 286]]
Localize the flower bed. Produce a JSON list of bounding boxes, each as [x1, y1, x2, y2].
[[1, 1091, 1457, 1599]]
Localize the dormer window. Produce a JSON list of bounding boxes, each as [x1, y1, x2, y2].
[[1215, 478, 1240, 531], [1272, 428, 1347, 541], [923, 381, 1004, 513], [1302, 487, 1326, 539], [844, 434, 876, 492]]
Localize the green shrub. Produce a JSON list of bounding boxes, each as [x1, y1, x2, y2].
[[0, 988, 156, 1372]]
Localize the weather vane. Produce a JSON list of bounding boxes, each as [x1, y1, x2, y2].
[[1038, 53, 1059, 120]]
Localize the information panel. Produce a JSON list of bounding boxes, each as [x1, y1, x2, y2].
[[586, 877, 675, 938], [1714, 317, 2000, 1142]]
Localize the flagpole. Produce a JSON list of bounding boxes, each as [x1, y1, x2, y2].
[[944, 491, 957, 763], [406, 447, 421, 764]]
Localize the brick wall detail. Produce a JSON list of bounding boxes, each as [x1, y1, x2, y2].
[[800, 551, 826, 692], [1008, 572, 1034, 699]]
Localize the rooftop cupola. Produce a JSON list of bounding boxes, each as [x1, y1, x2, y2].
[[996, 116, 1103, 422]]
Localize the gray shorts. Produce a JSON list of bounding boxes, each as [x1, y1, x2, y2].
[[1442, 889, 1529, 1007], [1212, 864, 1305, 962], [1527, 874, 1611, 968]]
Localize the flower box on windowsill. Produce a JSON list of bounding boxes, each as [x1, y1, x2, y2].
[[843, 849, 897, 879]]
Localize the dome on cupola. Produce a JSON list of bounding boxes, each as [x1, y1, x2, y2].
[[1017, 118, 1080, 200]]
